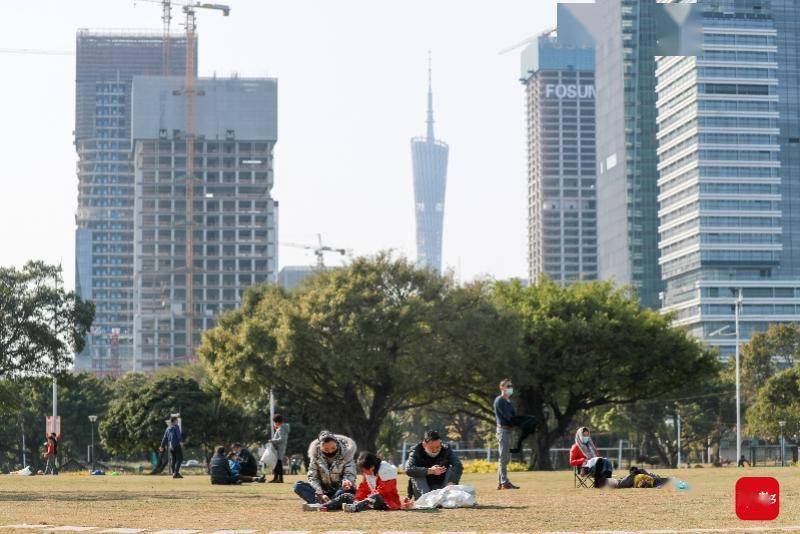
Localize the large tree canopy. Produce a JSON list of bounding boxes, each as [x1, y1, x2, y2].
[[199, 254, 510, 452], [740, 323, 800, 404], [0, 262, 94, 378], [492, 279, 720, 469], [747, 366, 800, 439], [100, 372, 262, 461]]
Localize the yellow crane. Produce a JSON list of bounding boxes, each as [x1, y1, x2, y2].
[[137, 0, 230, 362]]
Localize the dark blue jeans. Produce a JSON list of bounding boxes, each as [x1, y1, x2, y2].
[[293, 481, 353, 510]]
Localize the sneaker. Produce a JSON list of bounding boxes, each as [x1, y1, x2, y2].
[[498, 482, 519, 490], [172, 473, 183, 479], [302, 503, 322, 512], [343, 503, 357, 513], [256, 475, 266, 483]]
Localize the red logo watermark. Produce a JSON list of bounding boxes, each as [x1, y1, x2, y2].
[[736, 477, 780, 521]]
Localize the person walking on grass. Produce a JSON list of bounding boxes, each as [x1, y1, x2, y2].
[[160, 416, 184, 479], [494, 378, 519, 490], [268, 414, 289, 483]]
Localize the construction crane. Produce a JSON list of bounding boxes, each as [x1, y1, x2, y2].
[[138, 0, 230, 363], [0, 48, 74, 56], [135, 1, 230, 74], [280, 235, 348, 268]]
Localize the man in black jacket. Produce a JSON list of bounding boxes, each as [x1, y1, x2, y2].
[[404, 430, 463, 499], [209, 446, 241, 485], [232, 443, 265, 482]]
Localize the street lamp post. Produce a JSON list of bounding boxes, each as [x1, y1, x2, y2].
[[88, 415, 98, 471], [779, 420, 786, 467], [734, 289, 743, 466]]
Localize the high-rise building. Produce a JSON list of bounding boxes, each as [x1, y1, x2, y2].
[[411, 60, 449, 274], [278, 265, 319, 291], [74, 30, 189, 375], [131, 76, 278, 372], [558, 1, 701, 307], [557, 1, 663, 307], [521, 31, 598, 284], [656, 0, 800, 358]]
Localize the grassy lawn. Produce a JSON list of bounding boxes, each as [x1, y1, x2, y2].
[[0, 468, 796, 532]]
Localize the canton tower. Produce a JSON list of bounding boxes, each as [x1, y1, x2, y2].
[[411, 55, 449, 274]]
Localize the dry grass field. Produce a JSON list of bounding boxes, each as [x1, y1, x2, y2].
[[0, 468, 797, 532]]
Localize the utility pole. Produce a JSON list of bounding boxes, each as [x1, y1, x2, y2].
[[734, 289, 743, 464], [677, 411, 681, 468]]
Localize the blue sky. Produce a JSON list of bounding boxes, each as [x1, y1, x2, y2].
[[0, 0, 573, 288]]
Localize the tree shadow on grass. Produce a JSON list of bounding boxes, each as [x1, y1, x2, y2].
[[473, 504, 529, 510], [0, 491, 266, 503]]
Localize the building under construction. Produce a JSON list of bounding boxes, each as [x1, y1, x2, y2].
[[130, 75, 278, 372], [74, 30, 191, 375]]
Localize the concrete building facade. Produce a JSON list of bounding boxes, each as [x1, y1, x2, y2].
[[522, 31, 598, 284], [131, 76, 278, 371], [74, 30, 189, 375]]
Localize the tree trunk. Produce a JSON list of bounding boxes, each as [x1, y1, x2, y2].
[[531, 432, 553, 470]]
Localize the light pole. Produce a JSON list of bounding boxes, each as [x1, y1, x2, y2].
[[708, 289, 743, 464], [779, 420, 786, 467], [88, 415, 98, 471], [734, 289, 743, 465]]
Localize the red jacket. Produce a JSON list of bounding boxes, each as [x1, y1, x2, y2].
[[355, 461, 401, 510], [569, 443, 588, 467]]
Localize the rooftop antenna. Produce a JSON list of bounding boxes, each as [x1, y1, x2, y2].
[[426, 50, 435, 142]]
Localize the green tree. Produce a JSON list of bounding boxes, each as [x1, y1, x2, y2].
[[740, 323, 800, 404], [100, 374, 264, 463], [747, 366, 800, 439], [0, 262, 94, 378], [200, 254, 507, 452], [493, 279, 720, 469], [0, 373, 112, 470]]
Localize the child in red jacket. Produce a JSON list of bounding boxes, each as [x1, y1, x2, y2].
[[343, 452, 409, 512]]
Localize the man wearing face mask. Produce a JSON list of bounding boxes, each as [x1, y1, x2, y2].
[[494, 378, 519, 490], [404, 429, 463, 499], [293, 430, 357, 511]]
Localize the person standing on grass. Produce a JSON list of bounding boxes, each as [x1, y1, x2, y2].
[[268, 414, 289, 483], [494, 378, 519, 490], [160, 416, 184, 479], [43, 434, 58, 475]]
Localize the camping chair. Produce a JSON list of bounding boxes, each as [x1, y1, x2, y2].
[[574, 467, 594, 488]]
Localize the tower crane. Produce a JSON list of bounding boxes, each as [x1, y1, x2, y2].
[[137, 0, 230, 363], [280, 235, 349, 268]]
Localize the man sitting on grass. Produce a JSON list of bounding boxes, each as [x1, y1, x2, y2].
[[294, 430, 358, 511], [210, 446, 241, 485], [404, 430, 463, 499], [232, 443, 265, 483]]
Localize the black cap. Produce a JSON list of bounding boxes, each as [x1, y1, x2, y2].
[[423, 429, 441, 442]]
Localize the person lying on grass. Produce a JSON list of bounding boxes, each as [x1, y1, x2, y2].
[[569, 426, 614, 488], [612, 466, 671, 489]]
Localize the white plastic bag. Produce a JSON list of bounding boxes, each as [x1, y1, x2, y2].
[[413, 484, 477, 509], [260, 443, 277, 472], [14, 466, 32, 476]]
